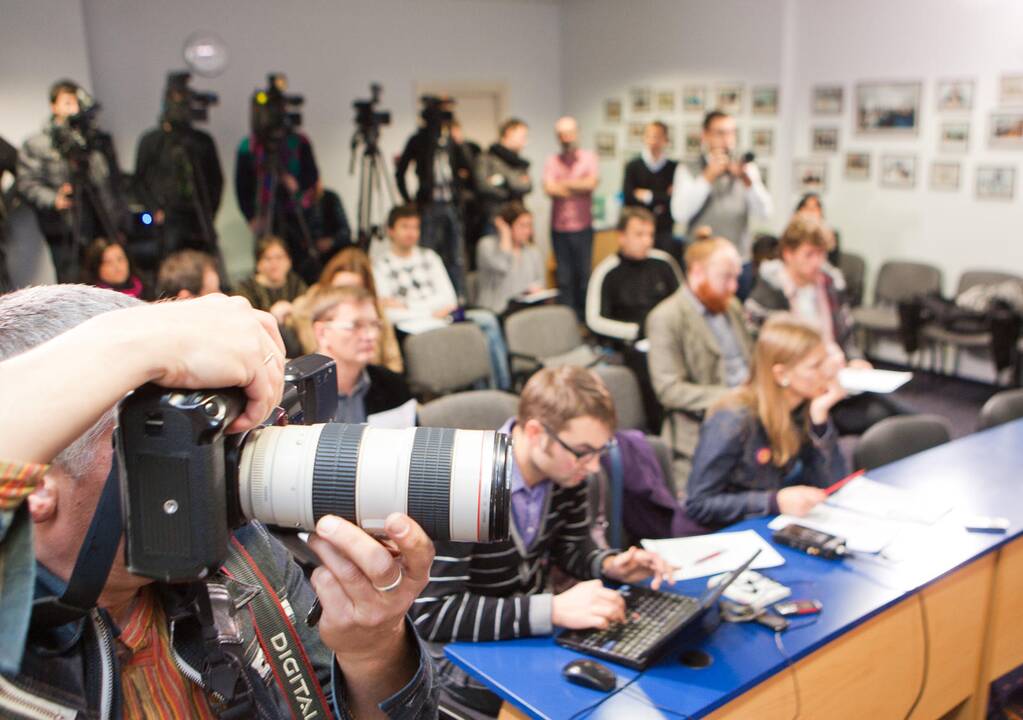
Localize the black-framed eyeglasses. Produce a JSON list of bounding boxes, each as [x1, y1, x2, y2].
[[541, 423, 616, 463]]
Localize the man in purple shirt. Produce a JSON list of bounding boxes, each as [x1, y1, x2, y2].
[[543, 116, 600, 321]]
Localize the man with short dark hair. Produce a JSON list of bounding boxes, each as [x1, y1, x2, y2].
[[155, 248, 221, 298], [475, 118, 532, 226], [623, 121, 678, 258], [671, 111, 771, 263]]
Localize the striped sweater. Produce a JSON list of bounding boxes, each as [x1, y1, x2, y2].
[[410, 479, 614, 643]]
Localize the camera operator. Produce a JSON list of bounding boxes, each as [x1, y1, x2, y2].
[[16, 79, 126, 283], [134, 72, 224, 257], [0, 286, 438, 718], [236, 74, 321, 283], [395, 96, 469, 299]]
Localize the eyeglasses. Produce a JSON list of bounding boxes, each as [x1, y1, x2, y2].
[[541, 423, 616, 463], [322, 319, 383, 334]]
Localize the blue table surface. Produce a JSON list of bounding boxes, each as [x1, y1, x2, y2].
[[445, 420, 1023, 719]]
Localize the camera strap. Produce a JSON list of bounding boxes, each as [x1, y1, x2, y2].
[[31, 463, 123, 628], [222, 536, 334, 720]]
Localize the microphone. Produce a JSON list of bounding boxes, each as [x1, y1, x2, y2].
[[741, 151, 756, 165]]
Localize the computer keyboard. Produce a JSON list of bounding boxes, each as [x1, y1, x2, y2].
[[556, 585, 703, 670]]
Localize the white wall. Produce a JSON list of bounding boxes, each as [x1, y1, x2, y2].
[[78, 0, 563, 277]]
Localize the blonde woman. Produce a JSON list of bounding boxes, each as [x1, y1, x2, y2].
[[685, 314, 848, 528]]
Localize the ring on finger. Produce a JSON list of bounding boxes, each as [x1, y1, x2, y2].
[[372, 566, 403, 593], [263, 352, 279, 366]]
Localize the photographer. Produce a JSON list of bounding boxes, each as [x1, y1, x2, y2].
[[395, 96, 469, 298], [134, 73, 224, 256], [16, 79, 126, 283], [0, 286, 438, 718]]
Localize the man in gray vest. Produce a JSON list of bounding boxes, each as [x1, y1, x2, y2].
[[671, 110, 772, 280]]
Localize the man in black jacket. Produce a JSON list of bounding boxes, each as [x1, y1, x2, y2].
[[395, 99, 469, 298], [622, 121, 678, 259]]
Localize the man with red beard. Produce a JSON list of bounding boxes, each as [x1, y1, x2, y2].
[[645, 237, 753, 494]]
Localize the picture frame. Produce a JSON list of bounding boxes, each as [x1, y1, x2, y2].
[[939, 122, 970, 153], [604, 99, 622, 124], [682, 85, 706, 114], [989, 112, 1023, 149], [627, 122, 646, 149], [929, 161, 961, 191], [751, 128, 774, 157], [715, 84, 743, 115], [812, 127, 840, 153], [844, 152, 871, 180], [855, 81, 921, 135], [976, 166, 1016, 200], [630, 87, 652, 114], [999, 75, 1023, 106], [812, 85, 844, 115], [595, 131, 617, 159], [936, 79, 974, 112], [752, 86, 778, 116], [793, 159, 827, 193], [656, 90, 676, 113], [880, 154, 917, 189], [683, 124, 703, 158]]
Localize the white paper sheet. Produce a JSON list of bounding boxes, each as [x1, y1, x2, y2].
[[827, 476, 951, 525], [641, 529, 785, 580], [768, 505, 903, 554], [515, 288, 560, 304], [837, 367, 913, 394], [395, 317, 449, 335], [366, 398, 418, 429]]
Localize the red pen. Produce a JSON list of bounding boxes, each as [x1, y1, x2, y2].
[[825, 468, 865, 496], [694, 549, 724, 565]]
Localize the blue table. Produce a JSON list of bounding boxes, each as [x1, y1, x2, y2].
[[446, 420, 1023, 719]]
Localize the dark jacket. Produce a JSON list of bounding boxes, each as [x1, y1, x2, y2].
[[473, 143, 532, 219], [2, 521, 436, 719], [234, 133, 318, 222], [745, 259, 859, 357], [686, 405, 847, 528], [622, 156, 677, 234], [395, 128, 467, 207], [134, 125, 224, 215], [365, 364, 413, 416]]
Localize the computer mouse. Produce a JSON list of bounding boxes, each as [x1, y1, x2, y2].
[[562, 658, 617, 692]]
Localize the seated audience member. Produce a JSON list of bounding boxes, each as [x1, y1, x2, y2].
[[475, 201, 546, 314], [686, 314, 848, 528], [234, 235, 308, 323], [410, 366, 672, 715], [745, 215, 902, 434], [0, 284, 438, 718], [155, 248, 221, 299], [311, 286, 413, 424], [293, 248, 403, 373], [794, 192, 840, 264], [374, 204, 511, 390], [646, 237, 753, 492], [83, 237, 144, 298], [586, 206, 681, 343]]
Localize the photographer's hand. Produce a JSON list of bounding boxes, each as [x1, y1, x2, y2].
[[54, 183, 73, 211], [307, 513, 434, 720]]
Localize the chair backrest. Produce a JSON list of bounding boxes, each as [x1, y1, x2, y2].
[[852, 414, 952, 471], [403, 323, 491, 397], [977, 388, 1023, 432], [418, 390, 519, 430], [645, 435, 676, 498], [504, 305, 585, 365], [592, 364, 647, 431], [837, 252, 866, 307], [873, 261, 943, 305], [955, 270, 1023, 295]]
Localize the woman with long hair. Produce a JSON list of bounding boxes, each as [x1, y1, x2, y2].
[[234, 235, 307, 323], [83, 237, 144, 298], [685, 314, 848, 528]]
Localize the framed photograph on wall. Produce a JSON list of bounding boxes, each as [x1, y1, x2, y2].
[[930, 162, 961, 191], [855, 81, 921, 135], [939, 122, 970, 153], [794, 159, 827, 193], [880, 154, 917, 188], [751, 128, 774, 157], [936, 79, 974, 112], [999, 75, 1023, 106], [595, 132, 617, 159], [715, 84, 743, 114], [627, 122, 646, 149], [604, 99, 622, 124], [631, 87, 652, 114], [752, 86, 778, 116], [844, 152, 871, 180], [812, 85, 843, 115], [989, 112, 1023, 149], [656, 90, 676, 113], [682, 86, 706, 113], [683, 124, 703, 158], [976, 166, 1016, 200], [812, 127, 839, 153]]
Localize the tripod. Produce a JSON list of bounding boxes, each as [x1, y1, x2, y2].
[[255, 136, 314, 255], [350, 122, 399, 252], [64, 147, 121, 282]]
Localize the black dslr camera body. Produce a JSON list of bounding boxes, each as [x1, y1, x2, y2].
[[117, 354, 511, 584], [251, 73, 304, 144]]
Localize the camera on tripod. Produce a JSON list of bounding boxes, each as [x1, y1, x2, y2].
[[353, 82, 391, 135], [116, 354, 513, 583], [52, 89, 104, 159], [251, 73, 304, 143], [420, 94, 455, 128], [163, 71, 218, 127]]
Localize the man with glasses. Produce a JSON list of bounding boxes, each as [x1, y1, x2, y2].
[[410, 366, 672, 716], [311, 285, 412, 423]]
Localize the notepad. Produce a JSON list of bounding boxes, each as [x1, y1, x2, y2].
[[515, 288, 560, 304], [827, 476, 951, 525], [641, 530, 785, 581], [837, 367, 912, 394]]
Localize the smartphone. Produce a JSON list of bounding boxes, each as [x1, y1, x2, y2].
[[774, 599, 823, 617]]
